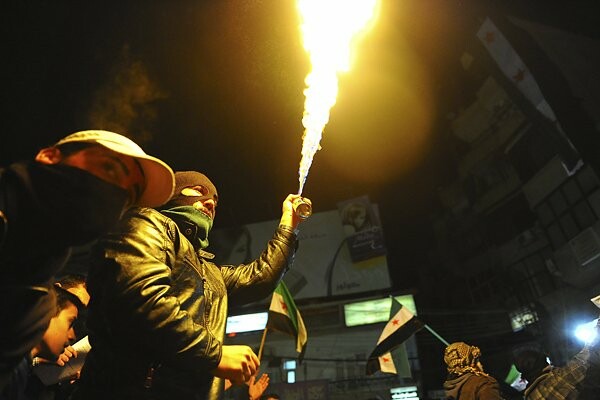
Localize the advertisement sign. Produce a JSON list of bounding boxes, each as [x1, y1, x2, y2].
[[210, 197, 391, 300]]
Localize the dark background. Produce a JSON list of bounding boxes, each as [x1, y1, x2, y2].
[[2, 0, 598, 293]]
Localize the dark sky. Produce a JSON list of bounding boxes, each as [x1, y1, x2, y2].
[[3, 1, 596, 290]]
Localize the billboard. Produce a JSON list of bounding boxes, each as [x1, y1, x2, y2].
[[209, 196, 391, 300]]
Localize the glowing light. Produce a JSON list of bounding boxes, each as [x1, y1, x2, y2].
[[574, 319, 598, 344], [296, 0, 380, 194]]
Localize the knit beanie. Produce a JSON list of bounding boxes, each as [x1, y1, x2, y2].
[[158, 171, 218, 250], [444, 342, 485, 376], [160, 171, 218, 209]]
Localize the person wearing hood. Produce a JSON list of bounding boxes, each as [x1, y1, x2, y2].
[[73, 171, 310, 399], [0, 130, 175, 391], [443, 342, 503, 400]]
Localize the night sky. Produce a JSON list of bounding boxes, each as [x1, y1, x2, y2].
[[2, 0, 595, 291]]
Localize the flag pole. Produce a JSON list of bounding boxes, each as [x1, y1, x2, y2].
[[424, 324, 449, 346], [257, 327, 268, 362]]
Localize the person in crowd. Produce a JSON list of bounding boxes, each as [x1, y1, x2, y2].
[[30, 274, 92, 400], [53, 274, 90, 341], [0, 130, 175, 390], [443, 341, 503, 399], [514, 316, 600, 399], [32, 274, 91, 367], [73, 171, 310, 399], [0, 285, 85, 399]]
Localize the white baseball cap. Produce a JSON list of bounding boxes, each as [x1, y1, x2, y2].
[[55, 130, 175, 207]]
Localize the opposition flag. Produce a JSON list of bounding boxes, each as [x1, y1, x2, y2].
[[266, 281, 307, 361], [476, 17, 580, 172], [477, 17, 556, 121], [366, 297, 424, 375]]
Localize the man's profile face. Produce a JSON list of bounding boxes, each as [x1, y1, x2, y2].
[[39, 303, 78, 360]]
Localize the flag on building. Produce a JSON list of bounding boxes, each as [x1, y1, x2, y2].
[[366, 297, 424, 375], [266, 281, 307, 361], [477, 18, 556, 119], [476, 17, 580, 172]]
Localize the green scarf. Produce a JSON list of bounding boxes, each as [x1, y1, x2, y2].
[[161, 206, 213, 249]]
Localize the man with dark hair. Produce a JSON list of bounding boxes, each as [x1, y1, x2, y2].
[[75, 171, 310, 399], [30, 274, 92, 400], [0, 130, 175, 390], [443, 342, 502, 399], [54, 274, 89, 306], [0, 285, 84, 399], [42, 274, 90, 366], [514, 317, 600, 399]]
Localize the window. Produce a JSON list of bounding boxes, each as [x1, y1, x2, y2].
[[562, 179, 582, 205], [509, 306, 539, 332], [283, 359, 297, 383], [572, 201, 595, 229], [536, 167, 600, 250], [286, 371, 296, 384], [390, 385, 420, 400]]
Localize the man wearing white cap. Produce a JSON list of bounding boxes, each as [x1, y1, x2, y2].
[[0, 130, 175, 391]]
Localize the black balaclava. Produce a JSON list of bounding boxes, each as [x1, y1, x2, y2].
[[159, 171, 218, 250]]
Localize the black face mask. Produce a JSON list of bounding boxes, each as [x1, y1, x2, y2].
[[28, 162, 129, 246]]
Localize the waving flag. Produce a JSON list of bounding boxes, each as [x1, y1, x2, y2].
[[267, 281, 307, 361], [476, 17, 580, 172], [366, 297, 424, 375]]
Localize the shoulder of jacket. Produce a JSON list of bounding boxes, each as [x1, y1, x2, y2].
[[120, 207, 177, 234], [127, 207, 173, 223]]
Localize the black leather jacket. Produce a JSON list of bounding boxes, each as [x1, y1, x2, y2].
[[77, 207, 297, 400]]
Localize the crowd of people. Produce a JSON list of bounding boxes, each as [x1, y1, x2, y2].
[[442, 329, 600, 400], [0, 130, 306, 400], [2, 129, 599, 400]]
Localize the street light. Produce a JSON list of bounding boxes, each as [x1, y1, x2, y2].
[[573, 318, 599, 344]]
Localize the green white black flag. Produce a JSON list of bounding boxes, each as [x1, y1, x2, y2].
[[267, 281, 307, 361], [366, 297, 424, 375]]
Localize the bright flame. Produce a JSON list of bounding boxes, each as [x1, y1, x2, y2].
[[296, 0, 380, 194]]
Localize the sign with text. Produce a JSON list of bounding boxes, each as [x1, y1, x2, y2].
[[210, 199, 391, 300]]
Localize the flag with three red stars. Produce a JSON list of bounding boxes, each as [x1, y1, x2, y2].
[[366, 297, 424, 375], [266, 281, 307, 361]]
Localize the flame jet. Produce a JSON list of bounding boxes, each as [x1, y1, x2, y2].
[[296, 0, 380, 195]]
